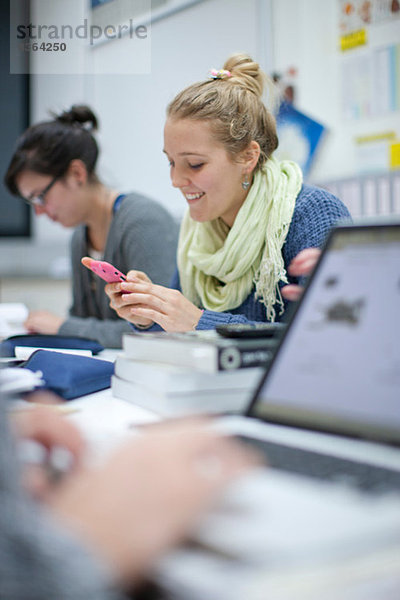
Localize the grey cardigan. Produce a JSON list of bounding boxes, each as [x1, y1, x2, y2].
[[59, 192, 178, 347], [0, 395, 126, 600]]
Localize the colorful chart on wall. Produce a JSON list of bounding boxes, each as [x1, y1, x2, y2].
[[339, 0, 400, 34]]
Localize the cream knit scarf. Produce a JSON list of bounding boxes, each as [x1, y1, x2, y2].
[[177, 157, 303, 321]]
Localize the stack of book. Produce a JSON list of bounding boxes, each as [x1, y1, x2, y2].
[[111, 330, 279, 416]]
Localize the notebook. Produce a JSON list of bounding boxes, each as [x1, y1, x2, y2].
[[156, 220, 400, 599]]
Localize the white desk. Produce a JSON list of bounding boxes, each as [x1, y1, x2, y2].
[[64, 385, 400, 600], [62, 349, 157, 433], [66, 387, 160, 465], [8, 348, 399, 600]]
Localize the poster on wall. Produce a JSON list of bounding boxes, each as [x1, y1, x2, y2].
[[341, 42, 400, 118], [275, 101, 326, 179], [338, 1, 400, 118], [339, 0, 400, 34]]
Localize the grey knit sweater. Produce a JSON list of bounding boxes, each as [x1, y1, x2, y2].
[[0, 396, 125, 600], [59, 192, 178, 347]]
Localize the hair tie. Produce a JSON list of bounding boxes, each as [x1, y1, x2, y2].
[[209, 68, 231, 80]]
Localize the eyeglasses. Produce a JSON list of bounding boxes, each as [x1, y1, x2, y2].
[[22, 175, 59, 207]]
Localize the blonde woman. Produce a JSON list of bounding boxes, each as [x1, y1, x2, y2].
[[106, 54, 350, 332]]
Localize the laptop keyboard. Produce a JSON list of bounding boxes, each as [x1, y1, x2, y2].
[[237, 436, 400, 494]]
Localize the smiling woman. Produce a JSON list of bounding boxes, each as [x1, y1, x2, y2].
[[104, 53, 351, 333], [4, 105, 179, 347], [163, 118, 258, 226]]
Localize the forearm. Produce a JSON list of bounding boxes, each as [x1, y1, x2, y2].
[[196, 310, 257, 329], [0, 397, 125, 600], [128, 312, 253, 333]]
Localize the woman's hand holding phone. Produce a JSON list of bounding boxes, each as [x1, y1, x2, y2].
[[84, 257, 203, 332], [104, 269, 156, 329], [106, 271, 203, 333], [81, 257, 153, 327]]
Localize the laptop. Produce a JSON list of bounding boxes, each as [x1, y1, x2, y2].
[[218, 219, 400, 490], [156, 220, 400, 599], [221, 219, 400, 489]]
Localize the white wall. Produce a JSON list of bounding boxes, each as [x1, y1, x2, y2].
[[3, 0, 264, 276], [31, 0, 262, 220], [30, 0, 400, 204], [0, 0, 264, 275], [3, 0, 400, 276], [272, 0, 400, 182]]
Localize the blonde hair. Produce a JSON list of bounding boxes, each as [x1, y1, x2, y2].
[[167, 53, 279, 171]]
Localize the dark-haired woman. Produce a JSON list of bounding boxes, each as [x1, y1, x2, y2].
[[5, 105, 178, 348]]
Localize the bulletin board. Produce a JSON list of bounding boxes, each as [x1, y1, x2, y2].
[[338, 0, 400, 172]]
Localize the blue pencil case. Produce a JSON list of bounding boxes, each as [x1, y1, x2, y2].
[[22, 349, 114, 400], [0, 334, 104, 358]]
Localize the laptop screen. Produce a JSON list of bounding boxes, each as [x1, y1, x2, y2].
[[249, 223, 400, 444]]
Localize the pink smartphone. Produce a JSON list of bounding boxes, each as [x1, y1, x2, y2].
[[81, 257, 127, 283]]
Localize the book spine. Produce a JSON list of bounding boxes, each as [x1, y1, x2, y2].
[[123, 337, 275, 373], [216, 345, 274, 372], [111, 375, 250, 415]]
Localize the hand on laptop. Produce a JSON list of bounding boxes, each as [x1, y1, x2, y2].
[[15, 408, 258, 589], [11, 398, 85, 501], [281, 248, 321, 302]]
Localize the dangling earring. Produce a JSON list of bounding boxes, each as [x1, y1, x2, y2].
[[242, 174, 250, 191]]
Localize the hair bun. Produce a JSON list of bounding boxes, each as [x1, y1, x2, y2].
[[55, 105, 98, 131], [223, 53, 266, 98]]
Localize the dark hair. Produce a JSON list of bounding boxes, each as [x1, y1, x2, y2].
[[4, 104, 99, 195]]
